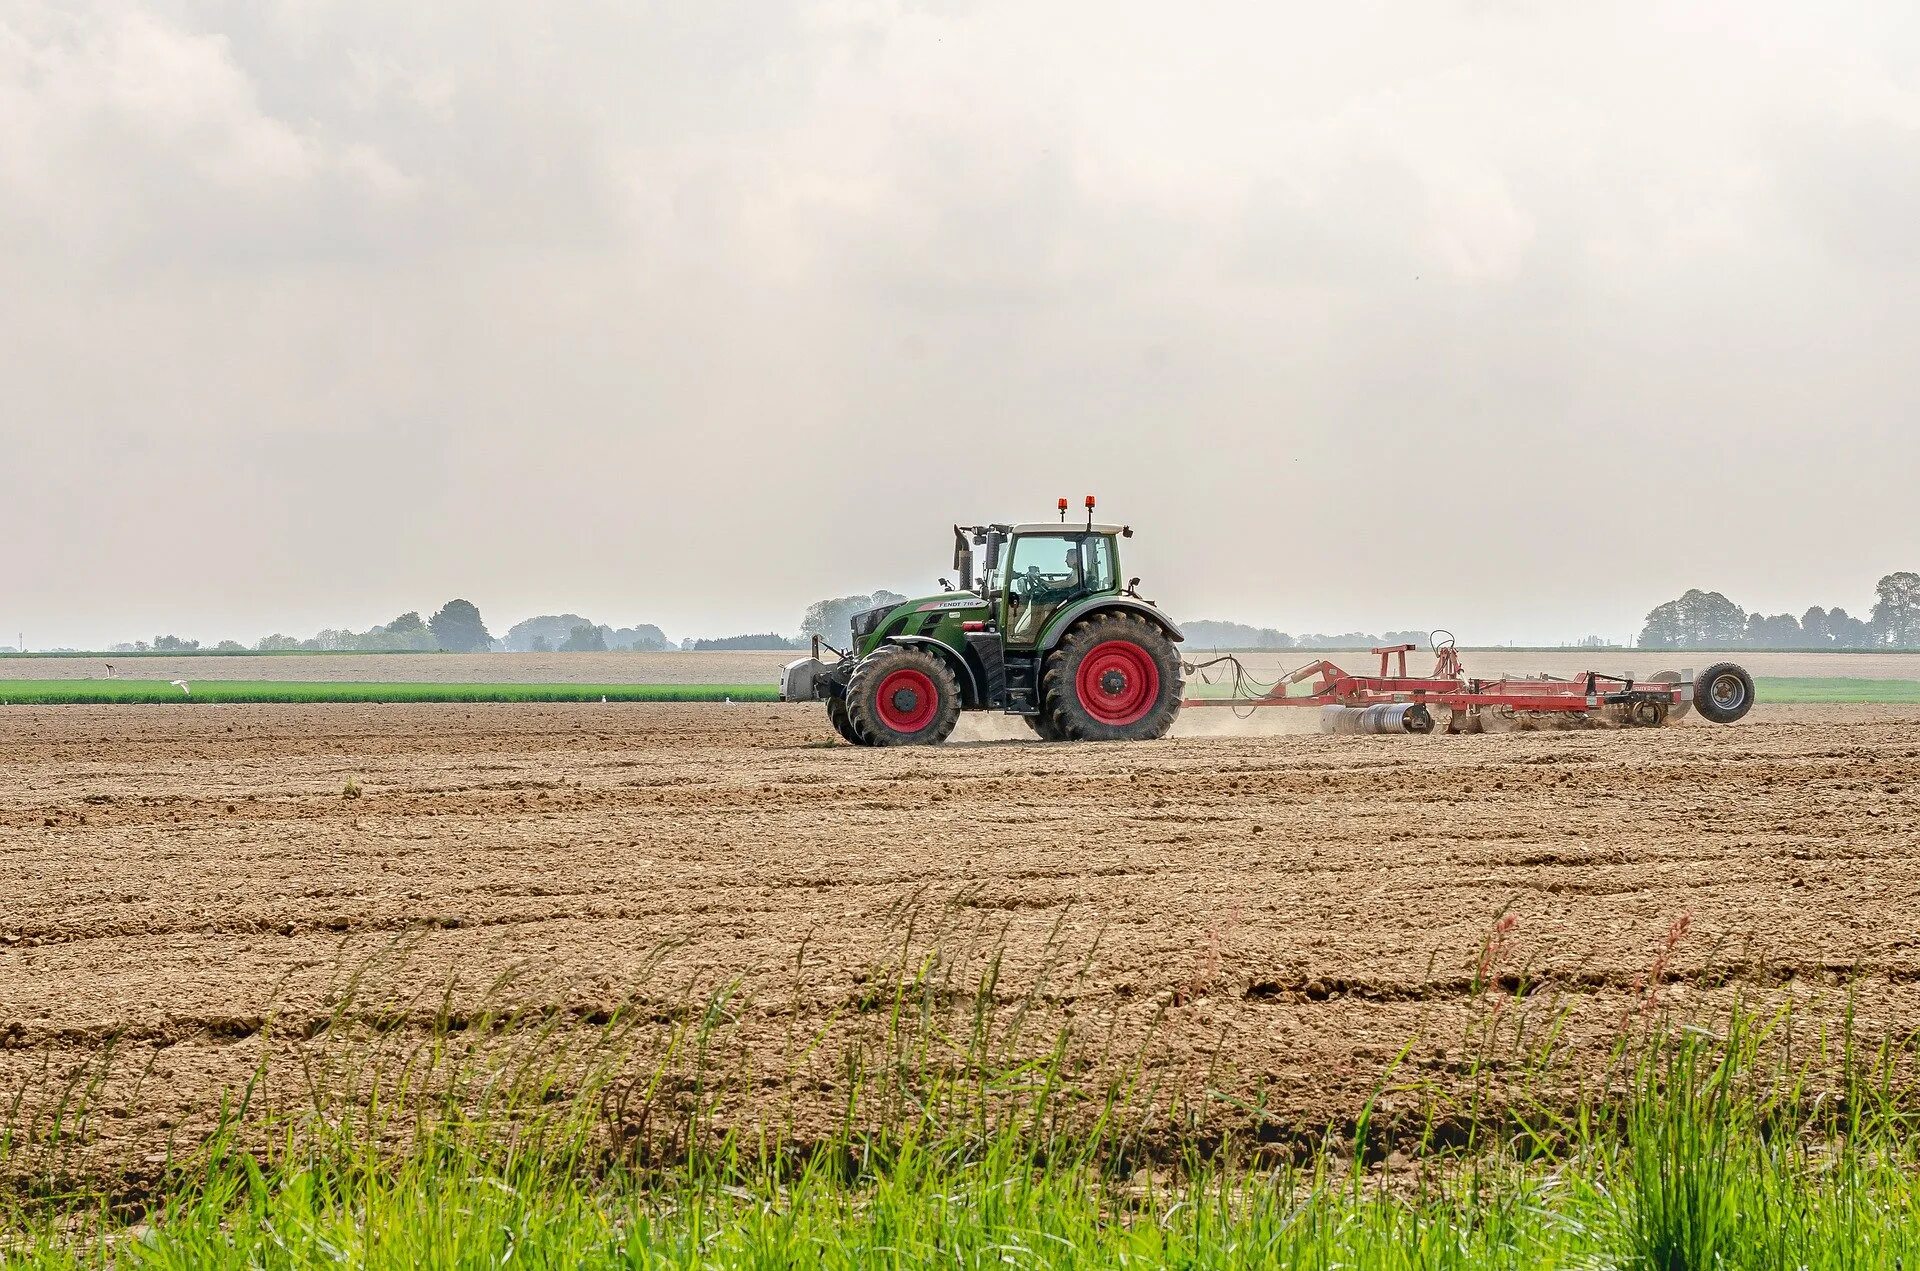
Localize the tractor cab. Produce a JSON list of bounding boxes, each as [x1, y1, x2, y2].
[[952, 499, 1136, 649], [994, 525, 1125, 646]]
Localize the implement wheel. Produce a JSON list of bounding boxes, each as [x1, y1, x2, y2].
[[845, 646, 961, 746], [827, 697, 873, 746], [1040, 613, 1183, 742], [1693, 662, 1755, 724], [1649, 671, 1692, 721]]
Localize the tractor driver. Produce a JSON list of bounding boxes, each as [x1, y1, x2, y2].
[[1009, 543, 1086, 642]]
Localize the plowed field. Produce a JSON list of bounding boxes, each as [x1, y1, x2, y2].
[[4, 702, 1918, 1174]]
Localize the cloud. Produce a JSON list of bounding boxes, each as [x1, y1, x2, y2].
[[4, 1, 1920, 648], [0, 4, 422, 269]]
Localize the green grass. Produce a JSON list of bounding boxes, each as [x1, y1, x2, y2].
[[1751, 676, 1920, 703], [0, 680, 781, 704], [7, 911, 1920, 1268]]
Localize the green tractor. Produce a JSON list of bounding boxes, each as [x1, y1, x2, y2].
[[781, 498, 1185, 746]]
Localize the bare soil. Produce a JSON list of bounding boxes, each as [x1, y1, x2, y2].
[[3, 702, 1918, 1174]]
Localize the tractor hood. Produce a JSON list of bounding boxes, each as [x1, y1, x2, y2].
[[897, 594, 990, 618], [851, 593, 989, 650]]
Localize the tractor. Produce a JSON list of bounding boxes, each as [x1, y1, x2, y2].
[[780, 497, 1184, 745]]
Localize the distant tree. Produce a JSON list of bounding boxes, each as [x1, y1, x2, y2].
[[152, 634, 200, 651], [690, 633, 804, 651], [559, 623, 608, 653], [214, 640, 245, 651], [429, 599, 492, 652], [1744, 612, 1803, 648], [504, 614, 590, 652], [301, 628, 360, 651], [500, 614, 669, 652], [1827, 607, 1874, 648], [1871, 572, 1920, 647], [256, 634, 300, 651], [1638, 589, 1747, 648], [1180, 620, 1294, 649], [605, 624, 672, 652], [801, 592, 909, 649], [349, 612, 438, 652], [1296, 632, 1383, 648], [1800, 606, 1831, 646], [383, 611, 436, 650]]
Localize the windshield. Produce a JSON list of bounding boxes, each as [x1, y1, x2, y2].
[[1002, 533, 1117, 643], [1004, 534, 1114, 591]]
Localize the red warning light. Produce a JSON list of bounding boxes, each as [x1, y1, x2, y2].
[[1085, 495, 1096, 508], [1057, 498, 1069, 511]]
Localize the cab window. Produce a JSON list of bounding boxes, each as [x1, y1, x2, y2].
[[1003, 534, 1115, 644]]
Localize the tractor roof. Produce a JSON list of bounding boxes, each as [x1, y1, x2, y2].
[[1009, 522, 1127, 535]]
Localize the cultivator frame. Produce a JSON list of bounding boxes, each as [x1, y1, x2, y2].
[[1183, 636, 1755, 733]]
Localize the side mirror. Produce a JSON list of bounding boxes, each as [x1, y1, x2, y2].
[[938, 578, 953, 592], [1128, 577, 1142, 596]]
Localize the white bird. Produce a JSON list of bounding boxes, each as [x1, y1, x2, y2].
[[169, 680, 191, 696]]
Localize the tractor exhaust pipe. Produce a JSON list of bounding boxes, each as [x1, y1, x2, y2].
[[1319, 703, 1435, 735]]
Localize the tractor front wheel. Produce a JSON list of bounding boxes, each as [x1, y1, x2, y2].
[[845, 646, 961, 746], [1040, 613, 1183, 742], [826, 696, 873, 746], [1024, 711, 1066, 741]]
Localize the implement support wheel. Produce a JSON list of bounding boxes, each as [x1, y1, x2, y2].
[[1693, 662, 1755, 724]]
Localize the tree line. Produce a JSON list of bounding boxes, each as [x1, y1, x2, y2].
[[1180, 620, 1433, 650], [110, 574, 1920, 659], [1638, 572, 1920, 649]]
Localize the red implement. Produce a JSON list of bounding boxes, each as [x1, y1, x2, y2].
[[1182, 637, 1752, 733]]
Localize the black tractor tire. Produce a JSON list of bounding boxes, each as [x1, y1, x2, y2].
[[1024, 711, 1066, 741], [845, 646, 962, 746], [1693, 662, 1755, 724], [1040, 612, 1183, 742], [826, 696, 873, 746]]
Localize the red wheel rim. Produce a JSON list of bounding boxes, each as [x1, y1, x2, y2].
[[874, 668, 939, 732], [1075, 640, 1160, 726]]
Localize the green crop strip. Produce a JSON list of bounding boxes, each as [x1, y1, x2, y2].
[[0, 680, 782, 704], [1748, 676, 1920, 703]]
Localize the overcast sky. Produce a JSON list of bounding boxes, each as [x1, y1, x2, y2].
[[4, 1, 1918, 649]]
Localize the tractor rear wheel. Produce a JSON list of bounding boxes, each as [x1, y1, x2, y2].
[[826, 696, 872, 746], [1693, 662, 1755, 724], [845, 646, 961, 746], [1040, 613, 1183, 742]]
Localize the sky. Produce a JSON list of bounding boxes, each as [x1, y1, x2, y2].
[[4, 0, 1918, 650]]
